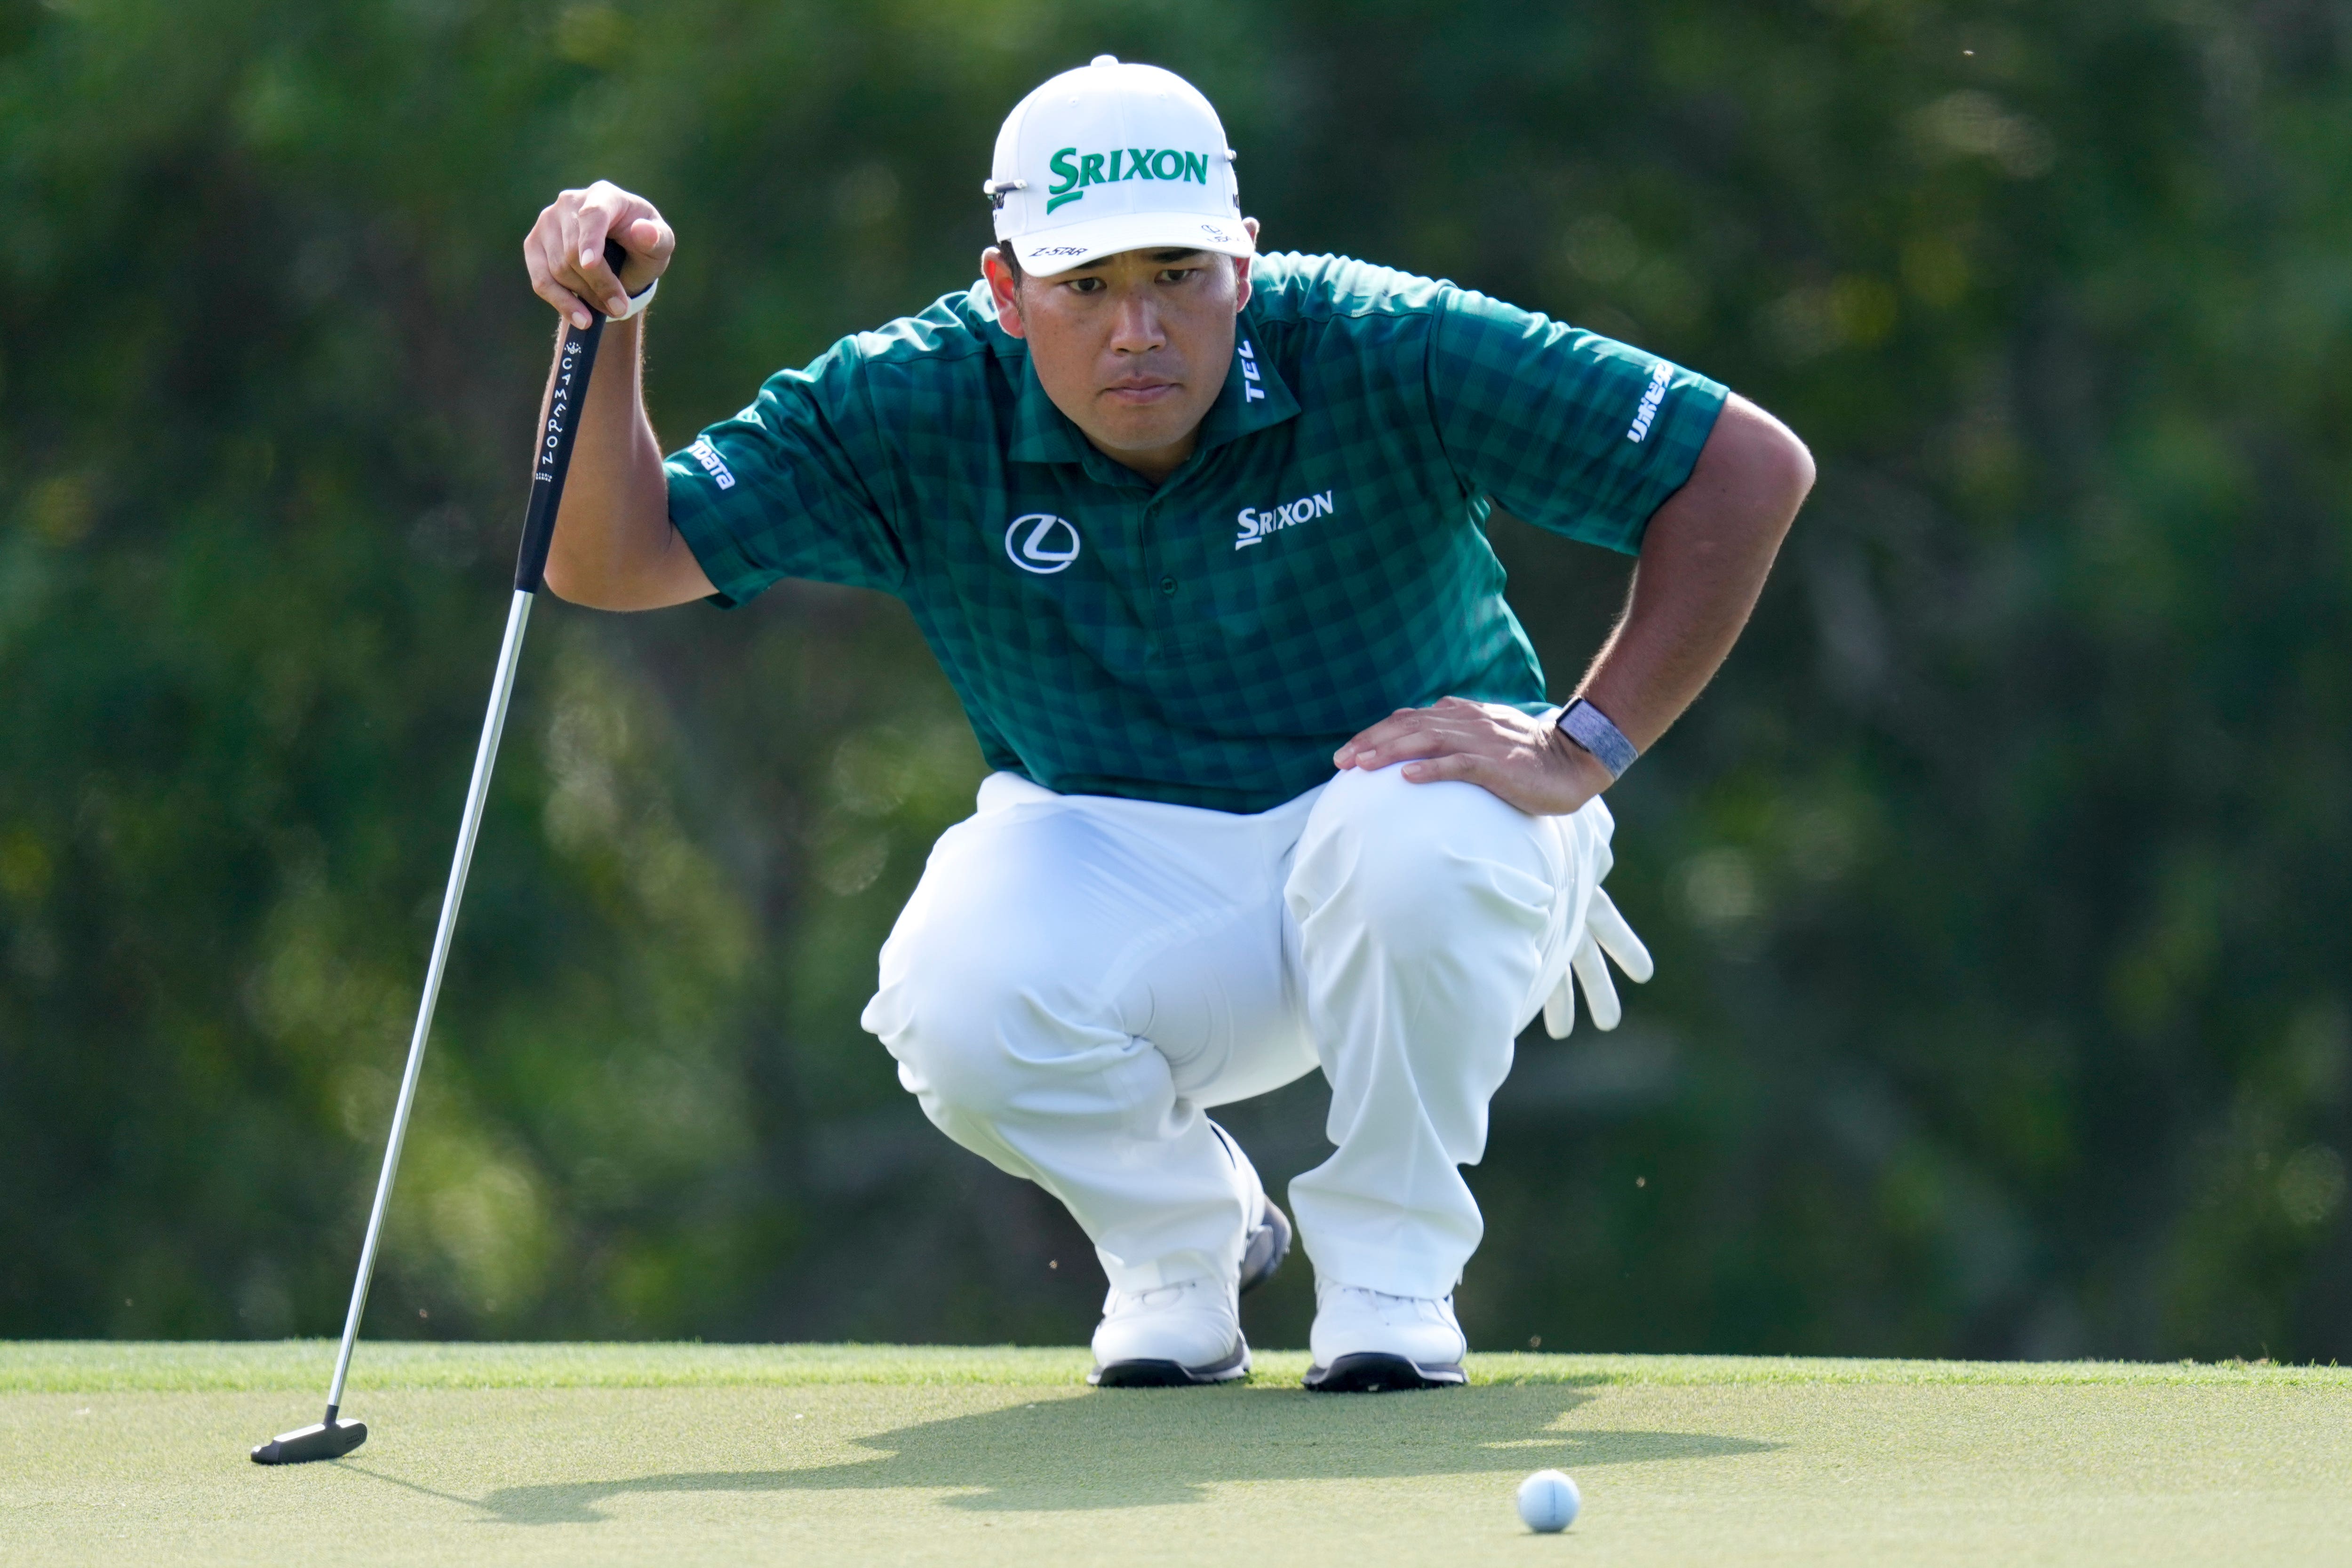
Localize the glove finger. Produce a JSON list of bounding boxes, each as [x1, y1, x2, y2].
[[1587, 888, 1655, 984], [1572, 937, 1622, 1030], [1542, 971, 1576, 1039]]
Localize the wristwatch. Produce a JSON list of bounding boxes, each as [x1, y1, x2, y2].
[[1555, 698, 1638, 780]]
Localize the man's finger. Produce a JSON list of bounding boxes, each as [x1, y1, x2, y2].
[[624, 213, 676, 264], [554, 203, 608, 304], [524, 231, 592, 328], [1335, 698, 1532, 769], [1336, 708, 1460, 767], [533, 273, 591, 327], [572, 200, 630, 313], [1363, 733, 1483, 770], [550, 203, 590, 293], [1334, 708, 1422, 766], [1400, 749, 1491, 786], [1363, 726, 1465, 769]]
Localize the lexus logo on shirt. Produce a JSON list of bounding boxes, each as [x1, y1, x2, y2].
[[1005, 513, 1081, 574]]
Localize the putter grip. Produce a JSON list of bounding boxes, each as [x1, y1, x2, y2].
[[513, 237, 631, 594]]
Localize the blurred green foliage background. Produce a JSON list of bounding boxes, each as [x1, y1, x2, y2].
[[2, 0, 2347, 1362]]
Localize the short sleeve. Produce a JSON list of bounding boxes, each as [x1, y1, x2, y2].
[[1426, 287, 1727, 556], [664, 340, 908, 607]]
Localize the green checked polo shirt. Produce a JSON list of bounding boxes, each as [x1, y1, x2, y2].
[[665, 252, 1726, 813]]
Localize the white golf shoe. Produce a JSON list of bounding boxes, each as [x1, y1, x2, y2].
[[1304, 1279, 1468, 1391], [1089, 1277, 1250, 1387]]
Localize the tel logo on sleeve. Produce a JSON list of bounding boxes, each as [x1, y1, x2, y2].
[[1005, 513, 1081, 573]]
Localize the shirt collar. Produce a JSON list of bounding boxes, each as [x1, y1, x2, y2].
[[1191, 318, 1301, 453], [1007, 350, 1092, 466], [1002, 312, 1300, 472]]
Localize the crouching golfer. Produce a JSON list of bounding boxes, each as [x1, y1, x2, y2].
[[525, 57, 1811, 1391]]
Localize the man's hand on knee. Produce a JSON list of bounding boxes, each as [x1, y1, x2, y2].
[[1332, 696, 1614, 815]]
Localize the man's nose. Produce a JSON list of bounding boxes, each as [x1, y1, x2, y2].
[[1107, 293, 1166, 354]]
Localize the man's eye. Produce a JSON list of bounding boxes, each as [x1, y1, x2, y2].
[[1068, 277, 1104, 294], [1159, 269, 1196, 284]]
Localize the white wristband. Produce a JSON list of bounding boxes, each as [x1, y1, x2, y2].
[[609, 275, 658, 321]]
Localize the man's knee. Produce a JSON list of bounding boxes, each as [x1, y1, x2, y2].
[[1287, 766, 1562, 961], [863, 927, 1123, 1124]]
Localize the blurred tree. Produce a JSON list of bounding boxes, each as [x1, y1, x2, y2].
[[0, 0, 2345, 1361]]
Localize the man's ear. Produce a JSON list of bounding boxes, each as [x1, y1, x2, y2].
[[1232, 217, 1261, 313], [981, 247, 1027, 340]]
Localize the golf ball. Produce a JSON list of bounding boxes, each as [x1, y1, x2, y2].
[[1516, 1468, 1580, 1533]]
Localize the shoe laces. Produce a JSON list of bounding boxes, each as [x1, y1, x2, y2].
[[1325, 1283, 1453, 1321], [1105, 1279, 1211, 1315]]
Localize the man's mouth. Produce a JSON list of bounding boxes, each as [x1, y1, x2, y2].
[[1101, 377, 1179, 406]]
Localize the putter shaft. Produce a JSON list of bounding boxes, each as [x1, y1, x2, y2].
[[324, 587, 536, 1417], [257, 256, 622, 1465]]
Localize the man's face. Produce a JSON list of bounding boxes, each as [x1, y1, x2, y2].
[[984, 220, 1260, 484]]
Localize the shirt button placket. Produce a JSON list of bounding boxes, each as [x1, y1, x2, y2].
[[1136, 500, 1177, 615]]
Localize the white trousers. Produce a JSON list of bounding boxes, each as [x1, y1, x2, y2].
[[861, 764, 1615, 1300]]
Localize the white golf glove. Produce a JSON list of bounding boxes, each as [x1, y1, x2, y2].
[[1541, 886, 1654, 1038]]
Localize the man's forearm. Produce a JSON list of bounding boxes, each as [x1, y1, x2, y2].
[[538, 317, 705, 608], [1574, 394, 1813, 752], [1328, 394, 1810, 816]]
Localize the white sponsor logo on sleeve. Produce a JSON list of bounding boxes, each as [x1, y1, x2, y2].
[[687, 436, 737, 490], [1624, 361, 1671, 444]]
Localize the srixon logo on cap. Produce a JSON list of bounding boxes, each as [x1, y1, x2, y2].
[[1044, 147, 1215, 214]]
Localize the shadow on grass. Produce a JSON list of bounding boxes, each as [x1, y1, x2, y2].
[[386, 1385, 1773, 1523]]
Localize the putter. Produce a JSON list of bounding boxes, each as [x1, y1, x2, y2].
[[252, 241, 627, 1465]]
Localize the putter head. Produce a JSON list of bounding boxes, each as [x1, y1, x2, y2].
[[250, 1417, 367, 1465]]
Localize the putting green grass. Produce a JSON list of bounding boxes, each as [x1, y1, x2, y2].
[[4, 1344, 2347, 1566]]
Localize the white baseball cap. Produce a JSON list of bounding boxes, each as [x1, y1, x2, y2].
[[985, 56, 1250, 277]]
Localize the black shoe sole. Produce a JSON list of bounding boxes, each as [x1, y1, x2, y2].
[[1239, 1200, 1293, 1297], [1090, 1340, 1251, 1388], [1302, 1352, 1466, 1393]]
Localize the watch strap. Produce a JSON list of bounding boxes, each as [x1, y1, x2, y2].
[[1558, 698, 1638, 780]]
